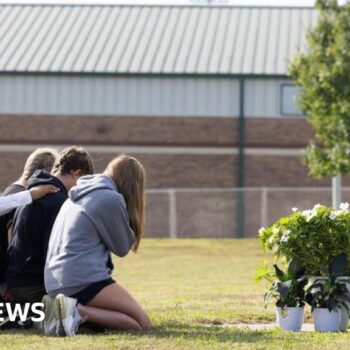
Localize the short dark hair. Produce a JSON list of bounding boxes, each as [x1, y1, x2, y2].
[[53, 146, 94, 176]]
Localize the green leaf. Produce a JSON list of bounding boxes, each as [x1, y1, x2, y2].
[[329, 253, 348, 279], [287, 257, 305, 279], [273, 264, 287, 282], [276, 281, 292, 300]]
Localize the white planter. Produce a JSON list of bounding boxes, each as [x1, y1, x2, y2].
[[312, 308, 341, 332], [276, 307, 304, 331], [337, 305, 349, 332], [338, 277, 350, 331], [309, 276, 350, 331]]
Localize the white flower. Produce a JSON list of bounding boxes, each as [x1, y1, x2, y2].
[[258, 227, 265, 235], [313, 204, 322, 210], [340, 202, 350, 211], [273, 227, 279, 235], [302, 209, 317, 222], [280, 230, 291, 243], [280, 235, 289, 243], [302, 209, 312, 217], [292, 207, 298, 213], [330, 210, 342, 220], [268, 236, 275, 245], [330, 212, 337, 220]]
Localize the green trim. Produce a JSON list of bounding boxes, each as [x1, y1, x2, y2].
[[0, 71, 290, 79], [236, 78, 245, 239]]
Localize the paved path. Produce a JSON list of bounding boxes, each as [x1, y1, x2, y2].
[[227, 323, 315, 331]]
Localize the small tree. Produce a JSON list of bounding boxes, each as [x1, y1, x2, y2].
[[290, 0, 350, 179]]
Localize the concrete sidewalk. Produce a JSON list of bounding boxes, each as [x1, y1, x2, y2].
[[229, 323, 315, 331]]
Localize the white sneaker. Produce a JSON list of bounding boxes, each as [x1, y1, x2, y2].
[[54, 296, 65, 337], [41, 295, 61, 336], [56, 294, 81, 337]]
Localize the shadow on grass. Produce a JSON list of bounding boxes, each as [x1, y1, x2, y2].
[[138, 322, 303, 345], [0, 322, 306, 345]]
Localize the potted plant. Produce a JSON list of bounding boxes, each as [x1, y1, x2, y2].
[[258, 258, 308, 331], [306, 254, 350, 332], [258, 203, 350, 276]]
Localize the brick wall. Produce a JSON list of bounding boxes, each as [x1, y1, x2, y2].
[[0, 114, 314, 147], [0, 113, 340, 237], [0, 151, 335, 192]]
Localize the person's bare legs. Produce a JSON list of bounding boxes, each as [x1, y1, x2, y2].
[[77, 304, 144, 331], [77, 282, 150, 331]]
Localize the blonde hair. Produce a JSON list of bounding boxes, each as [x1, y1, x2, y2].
[[104, 155, 146, 252], [22, 148, 59, 181]]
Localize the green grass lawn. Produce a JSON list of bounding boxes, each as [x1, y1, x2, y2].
[[2, 239, 350, 349]]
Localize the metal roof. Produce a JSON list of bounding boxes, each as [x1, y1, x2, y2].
[[0, 4, 317, 76]]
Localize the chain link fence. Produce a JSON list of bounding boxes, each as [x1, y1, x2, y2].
[[144, 187, 350, 238]]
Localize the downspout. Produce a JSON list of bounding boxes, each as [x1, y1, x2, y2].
[[236, 78, 245, 238]]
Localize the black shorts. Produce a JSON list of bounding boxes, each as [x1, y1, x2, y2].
[[70, 278, 115, 305]]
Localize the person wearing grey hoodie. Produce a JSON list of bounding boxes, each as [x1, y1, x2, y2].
[[43, 155, 150, 337]]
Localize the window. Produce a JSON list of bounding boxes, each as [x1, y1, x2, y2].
[[280, 84, 303, 116]]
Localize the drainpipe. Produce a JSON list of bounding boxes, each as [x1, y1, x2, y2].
[[236, 78, 245, 238]]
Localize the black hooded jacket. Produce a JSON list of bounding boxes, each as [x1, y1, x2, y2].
[[0, 183, 25, 284], [7, 170, 68, 289]]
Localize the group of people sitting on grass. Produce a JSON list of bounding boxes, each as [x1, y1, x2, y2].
[[0, 147, 150, 336]]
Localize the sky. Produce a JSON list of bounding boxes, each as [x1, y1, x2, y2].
[[0, 0, 347, 6]]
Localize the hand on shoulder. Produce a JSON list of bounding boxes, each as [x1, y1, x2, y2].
[[29, 184, 60, 201]]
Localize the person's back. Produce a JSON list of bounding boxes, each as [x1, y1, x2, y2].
[[7, 146, 94, 304], [7, 170, 68, 298], [45, 175, 135, 298], [0, 148, 57, 288]]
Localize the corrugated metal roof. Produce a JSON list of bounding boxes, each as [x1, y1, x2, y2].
[[0, 4, 317, 76]]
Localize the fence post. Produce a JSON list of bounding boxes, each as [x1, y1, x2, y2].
[[260, 187, 268, 228], [332, 175, 342, 209], [168, 190, 177, 238]]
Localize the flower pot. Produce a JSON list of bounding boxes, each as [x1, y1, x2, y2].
[[309, 276, 350, 331], [339, 305, 349, 332], [312, 308, 341, 332], [276, 307, 304, 331], [338, 277, 350, 331]]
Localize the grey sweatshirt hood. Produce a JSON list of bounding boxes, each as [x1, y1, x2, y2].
[[69, 174, 117, 202]]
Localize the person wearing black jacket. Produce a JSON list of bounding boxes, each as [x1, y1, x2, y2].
[[0, 148, 57, 289], [7, 146, 94, 304]]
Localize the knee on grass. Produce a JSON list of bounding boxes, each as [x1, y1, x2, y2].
[[137, 315, 151, 331]]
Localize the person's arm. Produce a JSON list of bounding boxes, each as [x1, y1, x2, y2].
[[0, 191, 32, 216], [96, 198, 135, 258], [0, 184, 59, 216]]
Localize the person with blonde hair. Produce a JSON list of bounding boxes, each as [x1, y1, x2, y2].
[[43, 155, 150, 336], [20, 148, 59, 186], [0, 147, 58, 224], [0, 147, 58, 296], [1, 147, 58, 235]]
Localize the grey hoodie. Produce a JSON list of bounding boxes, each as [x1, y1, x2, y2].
[[44, 175, 135, 297]]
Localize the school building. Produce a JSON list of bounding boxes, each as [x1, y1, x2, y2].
[[0, 3, 343, 237]]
